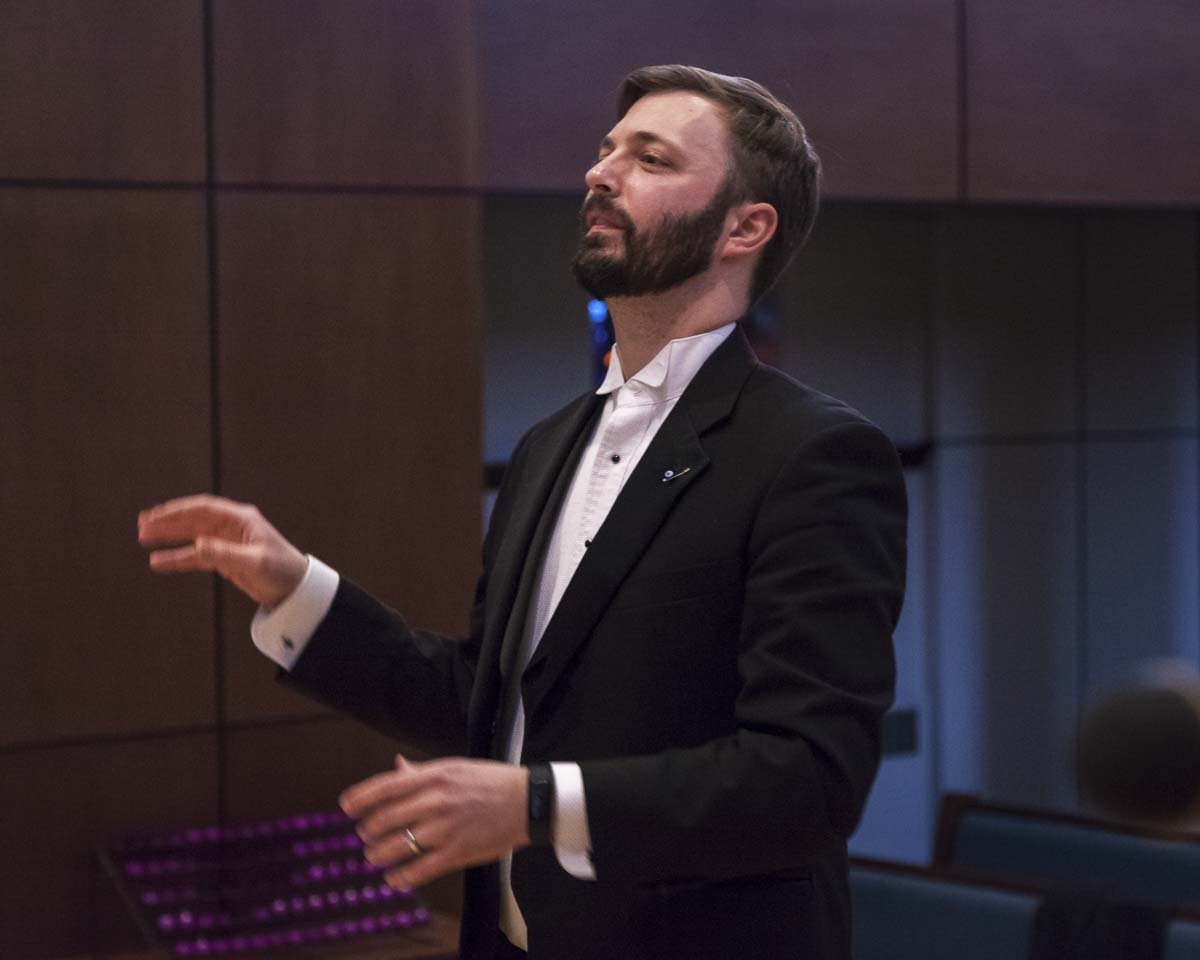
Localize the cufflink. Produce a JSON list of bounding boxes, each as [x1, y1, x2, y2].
[[661, 466, 692, 483]]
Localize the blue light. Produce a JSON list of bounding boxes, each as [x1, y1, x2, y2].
[[587, 299, 608, 324]]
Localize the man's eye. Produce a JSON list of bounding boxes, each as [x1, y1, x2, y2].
[[641, 154, 666, 167]]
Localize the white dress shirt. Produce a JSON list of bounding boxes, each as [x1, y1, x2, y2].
[[251, 321, 736, 948]]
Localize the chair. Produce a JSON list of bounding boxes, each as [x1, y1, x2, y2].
[[850, 858, 1039, 960], [933, 793, 1200, 908]]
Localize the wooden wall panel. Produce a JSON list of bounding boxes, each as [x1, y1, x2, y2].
[[0, 734, 218, 959], [216, 192, 482, 724], [968, 1, 1200, 205], [0, 0, 205, 182], [480, 0, 958, 199], [212, 0, 479, 186], [0, 189, 214, 746]]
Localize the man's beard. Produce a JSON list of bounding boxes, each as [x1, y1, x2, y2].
[[571, 178, 739, 300]]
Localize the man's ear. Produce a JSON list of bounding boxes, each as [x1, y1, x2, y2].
[[720, 202, 777, 261]]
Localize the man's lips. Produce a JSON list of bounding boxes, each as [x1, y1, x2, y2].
[[587, 213, 624, 231]]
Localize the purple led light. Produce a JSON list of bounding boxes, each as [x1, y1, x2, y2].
[[307, 894, 322, 909], [308, 865, 325, 880], [159, 916, 176, 931], [286, 930, 304, 945], [175, 944, 192, 956], [341, 920, 359, 935], [179, 911, 194, 928], [362, 887, 378, 902], [344, 888, 358, 903], [292, 842, 308, 856], [325, 891, 341, 906], [327, 863, 343, 878], [415, 907, 430, 923], [194, 939, 210, 955], [397, 911, 412, 928], [361, 918, 378, 934], [323, 922, 341, 939], [231, 936, 248, 951], [272, 898, 287, 914], [378, 915, 394, 929], [143, 891, 160, 906], [250, 935, 268, 949], [126, 862, 145, 876], [253, 908, 270, 923]]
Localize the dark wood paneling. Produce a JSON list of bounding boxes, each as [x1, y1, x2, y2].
[[212, 0, 479, 186], [217, 192, 482, 723], [480, 0, 958, 199], [0, 733, 218, 959], [0, 0, 205, 181], [968, 1, 1200, 205], [225, 716, 463, 918], [0, 189, 214, 746], [933, 209, 1081, 437]]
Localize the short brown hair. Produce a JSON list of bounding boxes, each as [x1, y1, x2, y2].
[[617, 65, 821, 305]]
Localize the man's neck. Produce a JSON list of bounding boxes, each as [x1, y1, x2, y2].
[[607, 274, 745, 380]]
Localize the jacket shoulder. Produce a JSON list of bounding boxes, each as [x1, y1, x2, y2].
[[739, 362, 890, 444]]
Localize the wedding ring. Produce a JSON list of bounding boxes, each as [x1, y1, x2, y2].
[[403, 827, 424, 856]]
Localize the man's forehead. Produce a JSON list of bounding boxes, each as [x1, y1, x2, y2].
[[605, 90, 729, 155]]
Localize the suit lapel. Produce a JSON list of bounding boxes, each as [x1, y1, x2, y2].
[[521, 326, 758, 721], [479, 393, 603, 695]]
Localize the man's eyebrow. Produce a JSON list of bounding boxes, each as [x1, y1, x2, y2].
[[598, 131, 682, 154]]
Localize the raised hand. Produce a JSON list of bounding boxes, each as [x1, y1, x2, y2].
[[138, 494, 307, 607]]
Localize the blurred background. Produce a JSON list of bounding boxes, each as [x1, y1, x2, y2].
[[1, 1, 1198, 956]]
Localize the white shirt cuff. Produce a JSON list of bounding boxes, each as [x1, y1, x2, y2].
[[250, 555, 340, 670], [549, 761, 595, 880]]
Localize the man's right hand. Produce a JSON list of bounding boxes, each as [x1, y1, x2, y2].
[[138, 494, 307, 607]]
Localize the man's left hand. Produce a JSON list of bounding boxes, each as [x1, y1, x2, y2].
[[341, 754, 530, 889]]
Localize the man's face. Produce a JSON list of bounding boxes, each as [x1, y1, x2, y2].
[[572, 91, 738, 299]]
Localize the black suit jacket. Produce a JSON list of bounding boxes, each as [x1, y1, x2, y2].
[[283, 327, 907, 959]]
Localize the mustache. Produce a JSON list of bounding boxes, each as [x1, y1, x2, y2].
[[579, 195, 634, 233]]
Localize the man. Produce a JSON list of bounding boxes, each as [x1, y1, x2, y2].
[[139, 65, 906, 959]]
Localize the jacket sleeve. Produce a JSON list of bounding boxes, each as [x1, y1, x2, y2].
[[579, 419, 907, 883], [277, 430, 535, 756]]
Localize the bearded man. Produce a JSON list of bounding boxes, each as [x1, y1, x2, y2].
[[139, 65, 907, 960]]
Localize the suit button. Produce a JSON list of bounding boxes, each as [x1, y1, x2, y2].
[[610, 453, 621, 463]]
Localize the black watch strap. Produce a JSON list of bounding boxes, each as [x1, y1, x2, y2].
[[526, 762, 555, 846]]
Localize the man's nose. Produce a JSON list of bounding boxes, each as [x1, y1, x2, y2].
[[585, 155, 618, 194]]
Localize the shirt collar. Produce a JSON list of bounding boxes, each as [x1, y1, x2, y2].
[[596, 323, 737, 404]]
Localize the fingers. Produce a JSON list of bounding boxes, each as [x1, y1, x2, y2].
[[147, 537, 258, 577], [138, 494, 251, 546], [340, 760, 429, 818], [363, 814, 451, 872], [385, 844, 460, 890]]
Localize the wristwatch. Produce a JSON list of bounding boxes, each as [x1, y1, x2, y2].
[[526, 763, 555, 846]]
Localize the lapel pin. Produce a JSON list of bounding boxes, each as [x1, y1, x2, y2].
[[661, 467, 691, 483]]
